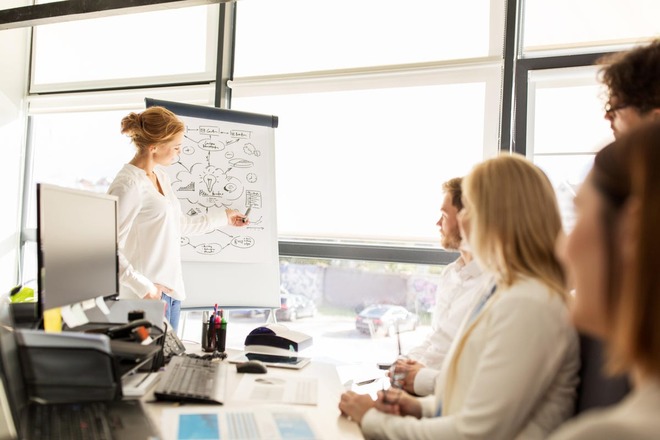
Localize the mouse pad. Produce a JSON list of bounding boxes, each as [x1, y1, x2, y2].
[[228, 352, 311, 370]]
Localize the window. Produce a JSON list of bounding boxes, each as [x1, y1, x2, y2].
[[523, 0, 660, 54], [526, 66, 614, 232], [30, 5, 218, 92], [234, 0, 502, 76], [518, 3, 660, 232], [1, 1, 28, 10], [187, 256, 448, 364], [232, 77, 496, 244]]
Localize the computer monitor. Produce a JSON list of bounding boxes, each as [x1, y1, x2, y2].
[[36, 183, 119, 318]]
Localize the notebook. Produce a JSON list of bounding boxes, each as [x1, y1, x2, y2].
[[0, 300, 162, 440]]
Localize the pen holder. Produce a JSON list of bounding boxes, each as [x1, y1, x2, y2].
[[201, 311, 227, 353]]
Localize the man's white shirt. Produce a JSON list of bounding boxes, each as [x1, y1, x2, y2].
[[407, 257, 492, 396]]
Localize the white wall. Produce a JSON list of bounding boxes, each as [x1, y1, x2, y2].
[[0, 10, 31, 294]]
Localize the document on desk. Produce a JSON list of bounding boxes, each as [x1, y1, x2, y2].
[[232, 374, 318, 406], [336, 364, 387, 389], [336, 364, 387, 398], [161, 406, 319, 440]]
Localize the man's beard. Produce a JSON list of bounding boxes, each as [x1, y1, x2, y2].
[[441, 232, 462, 251]]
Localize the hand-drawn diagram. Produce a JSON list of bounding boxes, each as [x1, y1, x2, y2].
[[165, 115, 274, 263]]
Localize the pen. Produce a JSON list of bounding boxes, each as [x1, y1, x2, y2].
[[217, 312, 227, 353], [214, 314, 221, 343], [207, 310, 216, 350], [356, 378, 378, 386], [241, 206, 251, 223]]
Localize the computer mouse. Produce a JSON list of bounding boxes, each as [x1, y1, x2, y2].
[[236, 360, 268, 374]]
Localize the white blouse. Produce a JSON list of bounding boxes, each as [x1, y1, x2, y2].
[[108, 164, 227, 301]]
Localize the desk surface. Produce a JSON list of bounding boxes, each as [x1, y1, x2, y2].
[[141, 349, 364, 440]]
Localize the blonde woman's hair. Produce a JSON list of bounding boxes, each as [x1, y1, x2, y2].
[[462, 154, 567, 299], [120, 106, 184, 152]]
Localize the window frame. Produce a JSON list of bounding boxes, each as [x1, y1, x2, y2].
[[512, 52, 614, 156]]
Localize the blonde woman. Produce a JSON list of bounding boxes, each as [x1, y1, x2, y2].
[[340, 154, 580, 439]]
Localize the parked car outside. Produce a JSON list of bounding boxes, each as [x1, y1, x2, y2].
[[275, 292, 317, 322], [228, 308, 267, 319], [355, 304, 419, 337]]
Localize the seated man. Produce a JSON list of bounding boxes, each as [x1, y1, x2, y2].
[[599, 39, 660, 140], [398, 177, 492, 396]]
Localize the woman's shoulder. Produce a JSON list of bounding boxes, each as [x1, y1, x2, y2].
[[480, 278, 578, 361], [497, 277, 563, 304], [108, 164, 143, 193], [111, 163, 143, 180], [488, 278, 570, 330]]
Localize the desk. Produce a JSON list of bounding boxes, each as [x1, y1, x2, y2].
[[142, 350, 364, 440]]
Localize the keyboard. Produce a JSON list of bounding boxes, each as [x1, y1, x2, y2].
[[154, 355, 227, 404], [29, 402, 113, 440]]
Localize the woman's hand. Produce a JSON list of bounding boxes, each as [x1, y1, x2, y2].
[[338, 391, 376, 424], [375, 388, 423, 419], [145, 283, 171, 300], [226, 208, 249, 227], [387, 358, 423, 394]]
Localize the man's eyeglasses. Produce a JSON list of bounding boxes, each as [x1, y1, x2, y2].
[[604, 102, 629, 117]]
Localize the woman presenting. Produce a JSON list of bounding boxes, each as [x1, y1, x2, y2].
[[108, 106, 248, 332]]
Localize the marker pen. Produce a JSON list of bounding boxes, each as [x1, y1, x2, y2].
[[214, 314, 222, 352], [241, 206, 251, 223], [218, 312, 227, 353]]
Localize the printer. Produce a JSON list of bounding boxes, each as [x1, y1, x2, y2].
[[244, 323, 312, 353]]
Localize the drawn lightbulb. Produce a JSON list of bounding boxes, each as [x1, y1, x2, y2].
[[204, 174, 216, 193]]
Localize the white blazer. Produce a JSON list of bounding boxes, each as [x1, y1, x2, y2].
[[360, 277, 580, 440]]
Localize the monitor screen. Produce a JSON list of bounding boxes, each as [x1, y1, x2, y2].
[[36, 184, 119, 316]]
